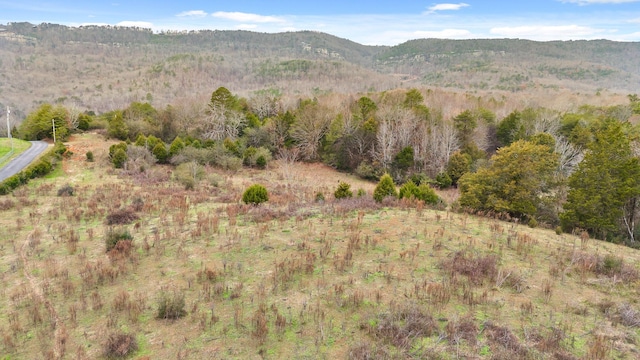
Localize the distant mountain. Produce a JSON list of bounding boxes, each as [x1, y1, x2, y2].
[[376, 38, 640, 93], [1, 22, 638, 117]]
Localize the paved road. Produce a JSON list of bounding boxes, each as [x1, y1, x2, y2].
[[0, 141, 49, 182]]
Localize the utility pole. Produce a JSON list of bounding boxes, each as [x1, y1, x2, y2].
[[52, 118, 56, 143]]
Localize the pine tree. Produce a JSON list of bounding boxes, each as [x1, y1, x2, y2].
[[373, 173, 398, 202]]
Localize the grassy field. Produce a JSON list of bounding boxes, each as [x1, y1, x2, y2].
[[0, 133, 639, 359], [0, 138, 33, 168]]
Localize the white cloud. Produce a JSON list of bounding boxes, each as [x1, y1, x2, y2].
[[490, 25, 604, 40], [425, 3, 470, 14], [116, 21, 153, 28], [177, 10, 207, 18], [560, 0, 640, 4], [211, 11, 285, 23]]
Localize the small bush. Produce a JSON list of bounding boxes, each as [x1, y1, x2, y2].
[[355, 161, 380, 181], [105, 228, 133, 252], [57, 184, 74, 197], [334, 182, 353, 199], [156, 289, 186, 319], [373, 173, 397, 202], [111, 148, 127, 169], [106, 209, 139, 225], [242, 184, 269, 205], [173, 161, 205, 190], [152, 143, 168, 163], [255, 155, 267, 169], [435, 172, 452, 188], [103, 331, 138, 358], [398, 180, 419, 200], [85, 151, 94, 162], [315, 192, 325, 203], [399, 180, 440, 205], [357, 188, 366, 197], [441, 251, 498, 285]]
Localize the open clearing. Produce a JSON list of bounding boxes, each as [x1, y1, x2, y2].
[[0, 133, 639, 359]]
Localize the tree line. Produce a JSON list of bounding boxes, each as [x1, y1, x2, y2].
[[14, 87, 640, 245]]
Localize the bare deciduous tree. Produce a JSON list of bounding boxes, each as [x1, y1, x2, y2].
[[276, 147, 300, 182], [291, 103, 332, 161], [555, 137, 584, 177], [202, 105, 246, 141]]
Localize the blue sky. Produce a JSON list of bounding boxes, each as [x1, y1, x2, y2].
[[1, 1, 639, 45]]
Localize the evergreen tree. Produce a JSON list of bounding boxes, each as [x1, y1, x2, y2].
[[169, 136, 185, 158], [334, 182, 353, 199], [107, 111, 129, 140], [561, 118, 640, 241], [373, 173, 398, 202], [459, 139, 558, 220]]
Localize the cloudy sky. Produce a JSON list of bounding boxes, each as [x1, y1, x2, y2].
[[1, 0, 639, 45]]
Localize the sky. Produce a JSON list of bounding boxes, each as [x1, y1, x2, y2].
[[1, 1, 639, 45]]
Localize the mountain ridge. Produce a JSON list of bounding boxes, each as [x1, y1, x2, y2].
[[1, 22, 639, 118]]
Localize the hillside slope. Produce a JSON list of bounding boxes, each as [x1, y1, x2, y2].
[[1, 22, 639, 118], [0, 133, 639, 359]]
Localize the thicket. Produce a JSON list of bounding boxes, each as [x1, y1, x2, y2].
[[16, 87, 640, 245]]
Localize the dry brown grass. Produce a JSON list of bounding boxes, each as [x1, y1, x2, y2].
[[0, 133, 639, 359]]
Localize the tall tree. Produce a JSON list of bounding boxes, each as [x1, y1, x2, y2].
[[19, 103, 69, 141], [560, 118, 640, 241]]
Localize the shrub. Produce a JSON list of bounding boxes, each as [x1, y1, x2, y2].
[[108, 142, 127, 158], [256, 155, 267, 169], [355, 161, 380, 181], [106, 209, 139, 225], [398, 181, 439, 204], [334, 182, 353, 199], [243, 184, 269, 205], [409, 173, 429, 186], [315, 192, 325, 203], [357, 188, 366, 197], [244, 146, 272, 168], [111, 148, 127, 169], [125, 145, 157, 173], [446, 151, 472, 186], [398, 180, 419, 200], [435, 172, 453, 188], [103, 331, 138, 358], [152, 143, 168, 163], [105, 228, 133, 252], [173, 161, 205, 190], [156, 289, 186, 319], [57, 184, 74, 197], [373, 173, 398, 202], [416, 184, 440, 205], [86, 151, 94, 162], [168, 136, 185, 157]]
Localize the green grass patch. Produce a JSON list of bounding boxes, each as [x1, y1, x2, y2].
[[0, 138, 32, 168]]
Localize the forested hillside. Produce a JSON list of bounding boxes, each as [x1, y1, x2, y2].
[[1, 22, 639, 119]]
